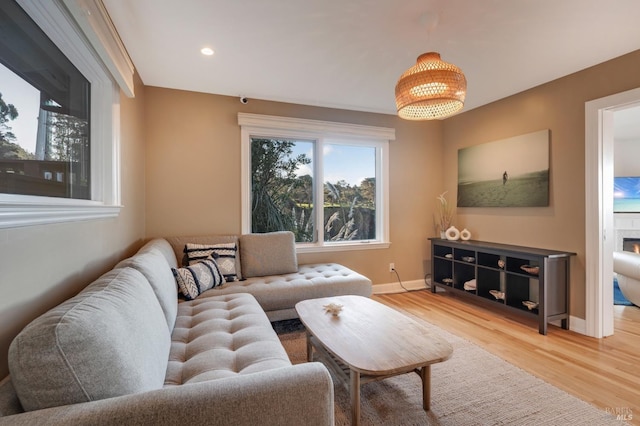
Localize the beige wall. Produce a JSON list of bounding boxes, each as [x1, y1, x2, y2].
[[0, 75, 147, 377], [442, 49, 640, 319], [144, 88, 443, 286]]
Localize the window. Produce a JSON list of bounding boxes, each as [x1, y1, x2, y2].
[[0, 0, 134, 228], [239, 113, 394, 252], [0, 1, 91, 200]]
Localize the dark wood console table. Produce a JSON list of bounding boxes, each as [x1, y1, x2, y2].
[[430, 238, 575, 335]]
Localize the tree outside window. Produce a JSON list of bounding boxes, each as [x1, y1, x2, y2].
[[251, 138, 313, 242]]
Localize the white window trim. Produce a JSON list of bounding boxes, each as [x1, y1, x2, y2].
[[0, 0, 128, 229], [238, 113, 394, 253], [61, 0, 135, 98]]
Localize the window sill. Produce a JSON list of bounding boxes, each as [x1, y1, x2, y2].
[[296, 241, 391, 254], [0, 198, 122, 229]]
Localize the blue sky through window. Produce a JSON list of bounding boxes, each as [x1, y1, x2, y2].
[[0, 63, 39, 154], [290, 142, 374, 186]]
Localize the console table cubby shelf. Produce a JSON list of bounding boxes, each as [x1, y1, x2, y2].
[[429, 238, 575, 335]]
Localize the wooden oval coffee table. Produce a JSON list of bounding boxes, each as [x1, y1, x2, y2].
[[295, 295, 453, 425]]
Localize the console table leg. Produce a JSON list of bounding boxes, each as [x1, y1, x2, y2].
[[539, 320, 547, 335], [421, 365, 431, 411], [350, 369, 361, 425]]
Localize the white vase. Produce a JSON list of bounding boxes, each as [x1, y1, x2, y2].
[[445, 226, 460, 240], [460, 228, 472, 241], [440, 231, 446, 239]]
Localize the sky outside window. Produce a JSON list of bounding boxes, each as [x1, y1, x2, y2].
[[0, 62, 40, 155], [291, 142, 375, 186]]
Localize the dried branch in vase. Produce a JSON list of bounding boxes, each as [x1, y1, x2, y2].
[[435, 191, 453, 233]]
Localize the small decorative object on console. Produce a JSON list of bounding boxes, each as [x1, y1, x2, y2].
[[323, 302, 344, 316], [489, 289, 505, 300], [463, 279, 477, 291], [522, 301, 539, 310], [497, 259, 506, 269], [520, 265, 540, 275], [445, 226, 460, 240], [461, 256, 475, 263], [436, 191, 453, 236], [460, 228, 471, 241]]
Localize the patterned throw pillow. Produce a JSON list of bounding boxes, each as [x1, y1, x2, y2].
[[172, 257, 225, 300], [184, 243, 239, 282]]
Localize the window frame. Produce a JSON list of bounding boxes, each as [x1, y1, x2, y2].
[[239, 113, 395, 253], [0, 0, 132, 228]]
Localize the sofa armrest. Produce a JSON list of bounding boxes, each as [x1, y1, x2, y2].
[[614, 250, 640, 279], [0, 363, 333, 426]]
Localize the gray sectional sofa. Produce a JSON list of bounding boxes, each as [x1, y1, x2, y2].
[[0, 232, 373, 425]]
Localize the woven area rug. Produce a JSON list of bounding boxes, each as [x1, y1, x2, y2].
[[275, 318, 625, 426]]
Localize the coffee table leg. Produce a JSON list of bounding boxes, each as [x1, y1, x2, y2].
[[350, 369, 360, 426], [421, 365, 431, 411], [306, 331, 313, 362]]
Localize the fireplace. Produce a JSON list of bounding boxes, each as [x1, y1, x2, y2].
[[623, 238, 640, 253], [614, 215, 640, 252]]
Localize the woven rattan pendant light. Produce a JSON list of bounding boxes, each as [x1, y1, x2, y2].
[[395, 52, 467, 120]]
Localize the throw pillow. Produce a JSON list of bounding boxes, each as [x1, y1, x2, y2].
[[172, 257, 225, 300], [239, 231, 298, 278], [184, 243, 239, 282]]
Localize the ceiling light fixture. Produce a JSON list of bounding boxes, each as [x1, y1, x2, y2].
[[200, 47, 214, 56], [395, 52, 466, 120]]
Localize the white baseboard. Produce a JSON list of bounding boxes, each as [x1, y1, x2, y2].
[[569, 315, 587, 335], [549, 316, 586, 335], [373, 278, 430, 294]]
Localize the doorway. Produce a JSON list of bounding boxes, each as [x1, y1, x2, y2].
[[585, 87, 640, 338]]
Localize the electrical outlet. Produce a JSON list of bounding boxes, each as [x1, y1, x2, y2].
[[389, 263, 395, 272]]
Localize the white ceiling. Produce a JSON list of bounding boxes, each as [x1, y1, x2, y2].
[[103, 0, 640, 118]]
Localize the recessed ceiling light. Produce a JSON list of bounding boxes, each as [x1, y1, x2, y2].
[[201, 47, 214, 56]]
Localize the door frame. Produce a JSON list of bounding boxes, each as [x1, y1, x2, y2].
[[585, 87, 640, 338]]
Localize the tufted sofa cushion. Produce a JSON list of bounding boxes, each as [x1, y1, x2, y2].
[[165, 293, 290, 386], [197, 263, 372, 318], [9, 267, 171, 411]]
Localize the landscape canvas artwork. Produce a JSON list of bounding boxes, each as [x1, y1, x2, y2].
[[457, 130, 550, 207]]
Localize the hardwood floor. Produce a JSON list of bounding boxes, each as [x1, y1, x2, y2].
[[374, 290, 640, 425]]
